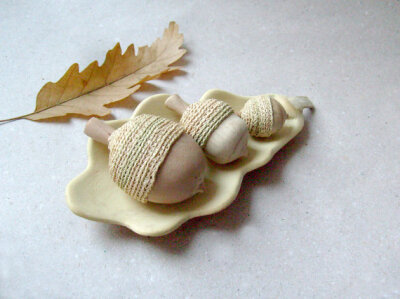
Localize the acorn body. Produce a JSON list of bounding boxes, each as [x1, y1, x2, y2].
[[239, 95, 288, 138], [85, 115, 207, 204], [149, 133, 206, 203], [165, 95, 249, 164], [205, 114, 249, 164]]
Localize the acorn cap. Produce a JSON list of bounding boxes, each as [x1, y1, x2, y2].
[[166, 95, 249, 164]]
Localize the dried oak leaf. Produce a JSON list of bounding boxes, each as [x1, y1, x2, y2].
[[1, 21, 186, 122]]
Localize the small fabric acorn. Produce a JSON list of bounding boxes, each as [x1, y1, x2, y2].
[[239, 95, 288, 138], [165, 94, 249, 164], [84, 115, 207, 204]]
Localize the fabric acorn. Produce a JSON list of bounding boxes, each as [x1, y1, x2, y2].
[[165, 94, 249, 164], [84, 114, 207, 204], [239, 95, 288, 138]]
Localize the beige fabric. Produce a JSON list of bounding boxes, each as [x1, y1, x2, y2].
[[240, 95, 274, 137], [108, 114, 184, 203], [180, 98, 234, 148]]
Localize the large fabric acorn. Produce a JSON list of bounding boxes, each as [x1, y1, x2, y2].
[[165, 94, 249, 164], [84, 115, 207, 204]]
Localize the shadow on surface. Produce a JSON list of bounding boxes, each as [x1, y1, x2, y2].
[[155, 48, 189, 81], [158, 69, 187, 81], [105, 96, 140, 111]]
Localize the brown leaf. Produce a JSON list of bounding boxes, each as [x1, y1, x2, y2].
[[1, 21, 186, 122]]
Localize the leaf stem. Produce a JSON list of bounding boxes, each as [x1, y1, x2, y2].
[[0, 112, 35, 123], [288, 96, 314, 111]]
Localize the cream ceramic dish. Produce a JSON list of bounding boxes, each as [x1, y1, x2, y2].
[[66, 89, 313, 236]]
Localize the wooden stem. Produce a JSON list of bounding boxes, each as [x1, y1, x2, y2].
[[165, 94, 189, 115], [84, 117, 115, 145]]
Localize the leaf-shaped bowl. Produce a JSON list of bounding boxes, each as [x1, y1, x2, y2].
[[66, 89, 313, 236]]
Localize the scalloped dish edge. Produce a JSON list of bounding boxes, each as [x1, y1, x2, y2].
[[66, 89, 310, 236]]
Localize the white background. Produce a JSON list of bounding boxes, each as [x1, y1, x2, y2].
[[1, 1, 399, 298]]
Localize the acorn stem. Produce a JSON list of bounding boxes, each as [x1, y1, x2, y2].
[[165, 94, 189, 115], [84, 117, 115, 145]]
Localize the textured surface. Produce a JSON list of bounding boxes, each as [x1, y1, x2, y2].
[[240, 95, 275, 137], [1, 1, 399, 298], [108, 115, 184, 203], [180, 98, 233, 148]]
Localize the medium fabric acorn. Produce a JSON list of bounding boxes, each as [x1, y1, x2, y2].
[[84, 115, 207, 204], [165, 94, 249, 164], [239, 95, 288, 138]]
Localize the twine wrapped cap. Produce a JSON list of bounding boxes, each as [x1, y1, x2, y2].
[[108, 114, 184, 203], [239, 95, 275, 137], [180, 98, 234, 148]]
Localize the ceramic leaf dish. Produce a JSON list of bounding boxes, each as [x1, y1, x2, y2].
[[66, 89, 313, 236]]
